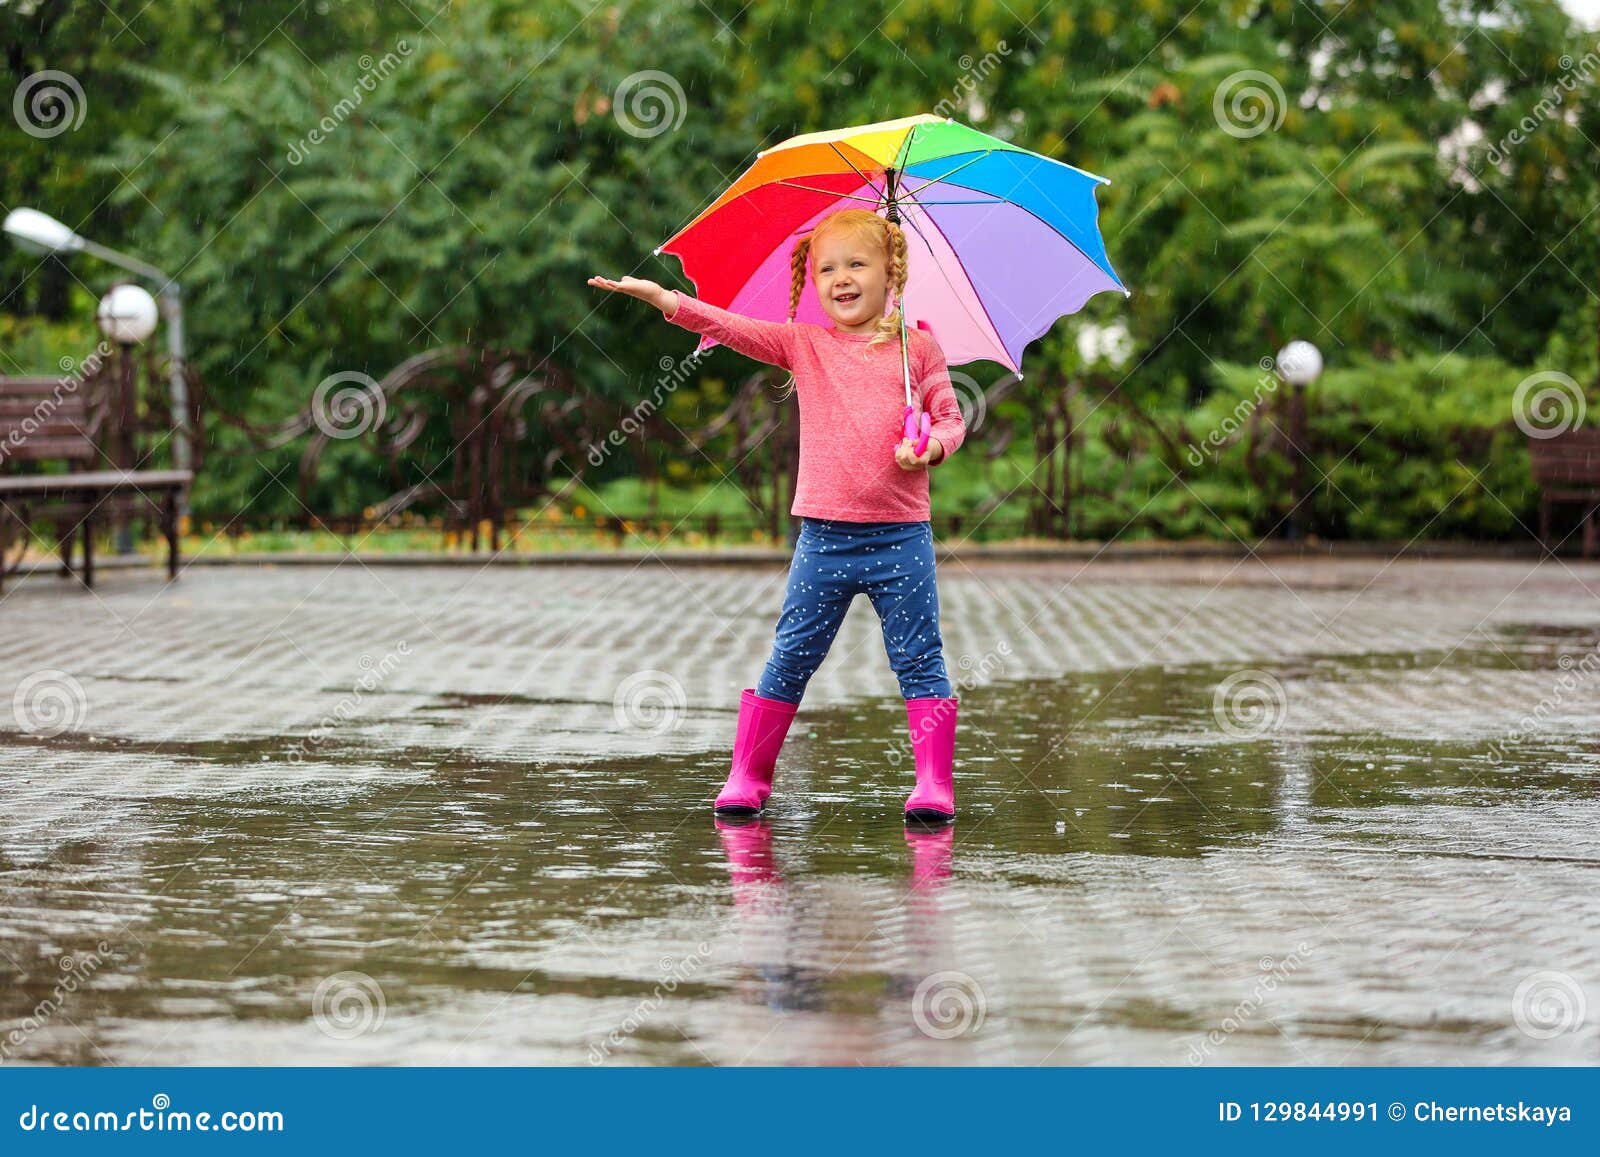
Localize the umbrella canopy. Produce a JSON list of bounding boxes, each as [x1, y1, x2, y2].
[[654, 113, 1128, 376]]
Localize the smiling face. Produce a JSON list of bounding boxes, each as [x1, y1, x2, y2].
[[811, 229, 889, 334]]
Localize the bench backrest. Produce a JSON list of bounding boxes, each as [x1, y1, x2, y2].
[[1528, 428, 1600, 486], [0, 377, 100, 469]]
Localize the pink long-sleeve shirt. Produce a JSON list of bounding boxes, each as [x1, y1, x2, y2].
[[664, 290, 967, 523]]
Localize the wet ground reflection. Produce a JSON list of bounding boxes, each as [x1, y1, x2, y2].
[[3, 630, 1599, 1066]]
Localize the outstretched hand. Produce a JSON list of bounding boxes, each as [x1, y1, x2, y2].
[[587, 274, 673, 314]]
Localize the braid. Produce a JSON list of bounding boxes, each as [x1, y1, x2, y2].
[[864, 218, 908, 352], [770, 234, 812, 402], [787, 236, 811, 322]]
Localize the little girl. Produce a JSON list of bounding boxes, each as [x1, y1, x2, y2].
[[587, 208, 966, 823]]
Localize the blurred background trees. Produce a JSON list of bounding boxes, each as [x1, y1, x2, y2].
[[3, 0, 1596, 541]]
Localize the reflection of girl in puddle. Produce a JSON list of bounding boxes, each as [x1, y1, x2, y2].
[[714, 819, 960, 1046]]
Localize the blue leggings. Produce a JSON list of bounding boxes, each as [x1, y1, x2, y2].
[[755, 517, 953, 705]]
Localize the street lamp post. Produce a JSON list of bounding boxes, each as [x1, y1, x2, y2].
[[1275, 340, 1323, 541], [3, 208, 191, 519], [96, 283, 160, 553]]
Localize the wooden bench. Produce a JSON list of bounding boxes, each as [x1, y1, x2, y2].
[[0, 376, 191, 592], [1529, 428, 1600, 558]]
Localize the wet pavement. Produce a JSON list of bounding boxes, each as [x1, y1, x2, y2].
[[1, 554, 1598, 1065]]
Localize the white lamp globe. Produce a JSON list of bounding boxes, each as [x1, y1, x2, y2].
[[96, 284, 159, 345], [1275, 340, 1323, 386]]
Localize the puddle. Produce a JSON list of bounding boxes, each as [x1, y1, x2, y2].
[[3, 621, 1598, 1066]]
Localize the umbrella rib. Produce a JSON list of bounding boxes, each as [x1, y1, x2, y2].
[[899, 149, 1000, 199], [827, 142, 887, 205], [933, 170, 1127, 290], [771, 181, 884, 205], [916, 207, 1021, 371], [895, 190, 1017, 372]]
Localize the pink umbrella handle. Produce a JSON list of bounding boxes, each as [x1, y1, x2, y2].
[[897, 406, 932, 457]]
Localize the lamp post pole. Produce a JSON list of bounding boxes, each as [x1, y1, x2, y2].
[[3, 209, 191, 516], [1275, 341, 1324, 541], [96, 284, 161, 553]]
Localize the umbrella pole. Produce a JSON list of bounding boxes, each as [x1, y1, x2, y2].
[[885, 180, 913, 411], [899, 294, 911, 408]]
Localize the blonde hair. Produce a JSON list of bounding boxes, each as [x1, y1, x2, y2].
[[772, 208, 909, 402]]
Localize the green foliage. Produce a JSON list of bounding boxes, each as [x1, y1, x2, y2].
[[3, 0, 1597, 540]]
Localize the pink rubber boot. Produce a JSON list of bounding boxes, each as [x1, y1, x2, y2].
[[903, 696, 958, 822], [713, 688, 800, 816]]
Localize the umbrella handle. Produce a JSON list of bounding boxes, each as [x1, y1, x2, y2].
[[899, 406, 931, 456]]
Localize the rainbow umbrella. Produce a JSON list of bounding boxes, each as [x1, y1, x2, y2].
[[653, 112, 1129, 387]]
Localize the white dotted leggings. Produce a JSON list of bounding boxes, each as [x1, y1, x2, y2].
[[755, 516, 953, 705]]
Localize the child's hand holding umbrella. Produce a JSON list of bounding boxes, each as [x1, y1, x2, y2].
[[895, 431, 942, 471]]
